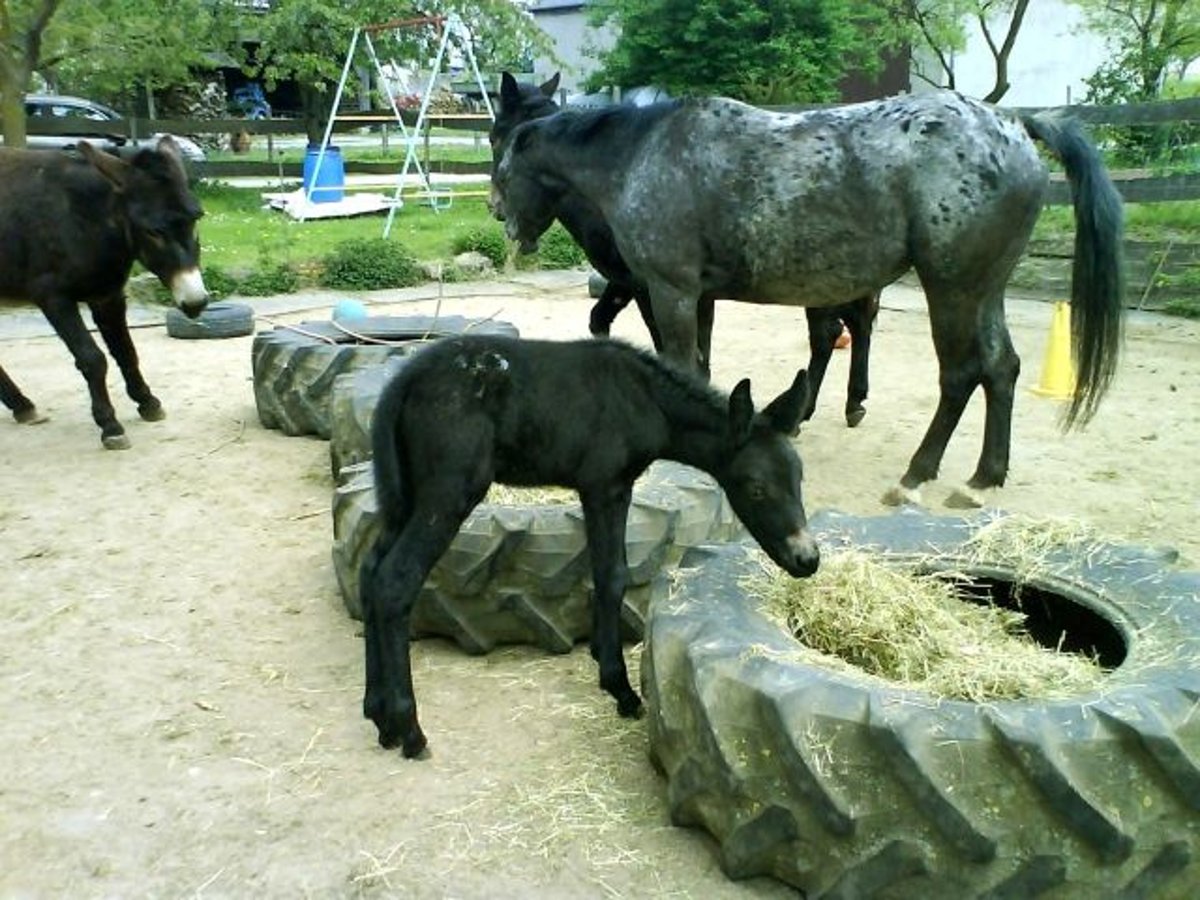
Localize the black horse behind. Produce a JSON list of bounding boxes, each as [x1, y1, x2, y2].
[[360, 334, 819, 758], [490, 72, 880, 427], [0, 138, 208, 449]]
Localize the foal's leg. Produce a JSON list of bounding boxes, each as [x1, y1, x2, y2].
[[361, 501, 472, 758], [580, 483, 640, 718], [89, 295, 164, 422], [884, 293, 983, 506], [39, 296, 127, 449], [802, 307, 843, 424], [0, 364, 47, 425]]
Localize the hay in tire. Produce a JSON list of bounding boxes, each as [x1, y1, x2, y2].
[[643, 508, 1200, 896]]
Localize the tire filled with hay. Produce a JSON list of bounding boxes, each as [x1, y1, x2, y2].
[[251, 315, 518, 439], [331, 460, 743, 653], [643, 507, 1200, 896]]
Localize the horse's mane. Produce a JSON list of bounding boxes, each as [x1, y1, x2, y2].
[[601, 338, 731, 422], [532, 100, 684, 150]]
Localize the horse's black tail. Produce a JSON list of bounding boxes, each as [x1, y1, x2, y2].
[[1021, 112, 1125, 428]]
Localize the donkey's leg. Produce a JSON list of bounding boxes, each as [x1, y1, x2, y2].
[[39, 296, 127, 449], [947, 302, 1020, 508], [0, 364, 47, 425], [884, 295, 983, 506], [844, 294, 880, 428], [803, 308, 843, 424], [89, 295, 163, 421], [580, 483, 640, 718]]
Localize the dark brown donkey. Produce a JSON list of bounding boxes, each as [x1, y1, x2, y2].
[[1, 138, 208, 449]]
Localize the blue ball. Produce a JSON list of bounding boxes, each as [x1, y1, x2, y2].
[[332, 299, 368, 322]]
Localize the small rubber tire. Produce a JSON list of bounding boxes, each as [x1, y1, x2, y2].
[[251, 315, 518, 440], [643, 507, 1200, 896], [330, 460, 744, 653], [165, 301, 255, 339]]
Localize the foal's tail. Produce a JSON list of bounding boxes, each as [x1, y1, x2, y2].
[[1021, 113, 1125, 428], [369, 372, 414, 535]]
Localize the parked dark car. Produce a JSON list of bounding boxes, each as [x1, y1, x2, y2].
[[16, 94, 206, 162]]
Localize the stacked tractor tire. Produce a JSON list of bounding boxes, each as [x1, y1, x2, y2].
[[253, 314, 1200, 897]]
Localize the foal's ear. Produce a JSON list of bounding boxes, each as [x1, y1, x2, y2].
[[729, 378, 755, 442], [760, 369, 810, 435], [540, 72, 561, 98]]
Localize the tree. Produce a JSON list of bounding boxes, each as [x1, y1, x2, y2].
[[880, 0, 1032, 102], [1, 0, 239, 147], [584, 0, 899, 104], [1070, 0, 1200, 101], [250, 0, 552, 145], [0, 0, 62, 146]]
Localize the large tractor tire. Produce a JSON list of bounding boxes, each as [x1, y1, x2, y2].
[[251, 315, 518, 439], [643, 508, 1200, 897], [330, 460, 743, 654], [328, 355, 409, 478]]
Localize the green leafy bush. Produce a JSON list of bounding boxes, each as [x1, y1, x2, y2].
[[536, 224, 587, 269], [451, 224, 509, 269], [201, 265, 241, 299], [239, 264, 301, 297], [319, 238, 425, 290]]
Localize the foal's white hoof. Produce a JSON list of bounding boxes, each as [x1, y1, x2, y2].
[[944, 485, 997, 509], [881, 484, 922, 507]]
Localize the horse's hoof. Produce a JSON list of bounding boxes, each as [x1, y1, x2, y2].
[[102, 432, 132, 450], [881, 484, 922, 507], [846, 408, 866, 428], [15, 407, 49, 425], [139, 403, 166, 422], [945, 486, 995, 509]]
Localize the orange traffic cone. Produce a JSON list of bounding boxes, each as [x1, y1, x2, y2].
[[834, 324, 851, 350], [1031, 301, 1076, 400]]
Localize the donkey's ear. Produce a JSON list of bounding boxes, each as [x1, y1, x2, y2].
[[729, 378, 755, 442], [760, 369, 810, 435], [78, 140, 129, 189], [500, 72, 521, 105], [540, 72, 561, 97]]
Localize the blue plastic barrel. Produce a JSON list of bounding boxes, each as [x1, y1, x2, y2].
[[303, 145, 345, 203]]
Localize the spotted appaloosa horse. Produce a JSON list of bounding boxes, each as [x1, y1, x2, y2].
[[0, 138, 208, 449], [492, 92, 1124, 506], [360, 334, 818, 758], [490, 72, 882, 427]]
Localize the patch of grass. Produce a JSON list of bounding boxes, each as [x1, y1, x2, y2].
[[195, 183, 496, 276]]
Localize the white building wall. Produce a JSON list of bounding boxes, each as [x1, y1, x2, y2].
[[913, 0, 1112, 107], [529, 7, 615, 94]]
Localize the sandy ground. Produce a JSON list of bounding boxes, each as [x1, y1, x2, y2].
[[2, 271, 1198, 898]]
